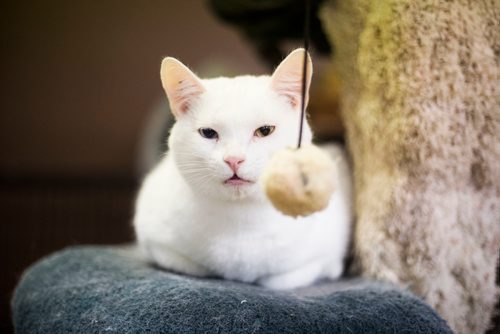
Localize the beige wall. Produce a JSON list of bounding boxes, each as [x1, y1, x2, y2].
[[0, 0, 266, 179]]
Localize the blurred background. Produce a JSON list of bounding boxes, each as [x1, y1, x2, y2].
[[1, 1, 499, 333], [1, 0, 343, 331]]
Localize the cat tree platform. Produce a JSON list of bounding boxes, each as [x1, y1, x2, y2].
[[12, 246, 451, 333]]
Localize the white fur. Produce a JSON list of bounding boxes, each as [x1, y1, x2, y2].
[[134, 50, 352, 289]]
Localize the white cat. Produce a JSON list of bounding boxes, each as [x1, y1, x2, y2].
[[134, 49, 352, 290]]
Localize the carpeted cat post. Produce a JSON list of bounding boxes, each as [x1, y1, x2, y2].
[[320, 1, 499, 333]]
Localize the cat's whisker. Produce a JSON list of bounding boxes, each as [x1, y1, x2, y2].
[[177, 165, 208, 170], [184, 174, 217, 195], [174, 152, 211, 159], [175, 158, 212, 165], [197, 179, 214, 195], [179, 165, 219, 174], [176, 161, 211, 168], [180, 168, 216, 178], [178, 167, 218, 175]]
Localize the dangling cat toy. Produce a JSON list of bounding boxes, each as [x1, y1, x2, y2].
[[261, 0, 336, 218]]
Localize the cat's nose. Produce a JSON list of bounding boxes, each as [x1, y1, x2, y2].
[[224, 156, 245, 173]]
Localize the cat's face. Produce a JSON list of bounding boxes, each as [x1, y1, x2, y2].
[[162, 49, 313, 201]]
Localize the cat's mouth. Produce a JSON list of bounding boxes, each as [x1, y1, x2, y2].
[[224, 174, 252, 186]]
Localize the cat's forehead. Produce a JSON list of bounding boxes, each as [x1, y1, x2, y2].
[[202, 75, 272, 101], [195, 75, 284, 124]]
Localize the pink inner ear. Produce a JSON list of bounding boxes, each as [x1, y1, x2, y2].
[[171, 79, 203, 115], [283, 93, 299, 108], [273, 75, 302, 108], [177, 100, 191, 114]]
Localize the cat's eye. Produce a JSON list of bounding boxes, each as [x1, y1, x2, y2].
[[254, 125, 275, 138], [199, 128, 218, 139]]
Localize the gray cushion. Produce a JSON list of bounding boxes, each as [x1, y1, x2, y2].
[[12, 246, 452, 333]]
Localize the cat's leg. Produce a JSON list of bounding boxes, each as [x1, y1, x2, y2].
[[143, 241, 213, 277], [257, 260, 327, 290]]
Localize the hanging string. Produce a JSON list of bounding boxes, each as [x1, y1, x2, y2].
[[297, 0, 311, 149]]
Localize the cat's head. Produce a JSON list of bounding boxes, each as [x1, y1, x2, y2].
[[161, 49, 313, 201]]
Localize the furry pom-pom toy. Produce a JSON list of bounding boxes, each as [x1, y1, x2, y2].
[[261, 145, 336, 217]]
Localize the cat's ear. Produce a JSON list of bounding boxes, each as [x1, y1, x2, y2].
[[160, 57, 206, 118], [270, 48, 312, 109]]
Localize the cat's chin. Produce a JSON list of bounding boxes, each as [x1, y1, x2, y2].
[[223, 185, 258, 201], [209, 181, 261, 202]]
